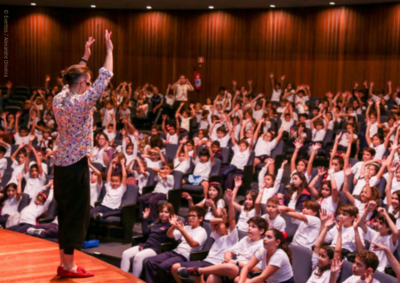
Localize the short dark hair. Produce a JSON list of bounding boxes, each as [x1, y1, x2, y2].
[[356, 250, 379, 272], [377, 213, 396, 234], [189, 206, 205, 220], [211, 140, 220, 147], [199, 148, 210, 157], [63, 64, 93, 85], [247, 216, 268, 236], [363, 147, 376, 157], [338, 204, 359, 218], [0, 146, 6, 154]]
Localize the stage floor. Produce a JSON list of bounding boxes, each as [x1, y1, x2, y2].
[[0, 229, 143, 283]]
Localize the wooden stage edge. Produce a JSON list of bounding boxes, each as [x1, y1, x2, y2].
[[0, 229, 144, 283]]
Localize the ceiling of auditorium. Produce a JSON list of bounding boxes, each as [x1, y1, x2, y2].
[[1, 0, 399, 10]]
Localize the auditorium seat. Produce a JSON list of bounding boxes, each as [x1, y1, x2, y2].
[[290, 244, 313, 283]]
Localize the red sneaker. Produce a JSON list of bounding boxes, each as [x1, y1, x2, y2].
[[59, 266, 94, 278]]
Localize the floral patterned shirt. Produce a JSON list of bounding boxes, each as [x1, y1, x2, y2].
[[53, 67, 113, 166]]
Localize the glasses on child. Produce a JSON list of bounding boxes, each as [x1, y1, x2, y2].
[[188, 214, 198, 218]]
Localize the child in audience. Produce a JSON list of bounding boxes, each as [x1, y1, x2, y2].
[[173, 138, 190, 175], [356, 200, 398, 272], [183, 140, 214, 196], [0, 180, 21, 228], [279, 103, 295, 134], [103, 114, 117, 143], [182, 182, 224, 220], [291, 140, 320, 183], [329, 250, 379, 283], [238, 228, 294, 283], [92, 133, 113, 168], [253, 120, 283, 172], [282, 172, 311, 211], [138, 162, 174, 221], [162, 114, 179, 144], [211, 141, 222, 161], [279, 201, 321, 250], [144, 206, 207, 283], [352, 147, 376, 182], [176, 216, 268, 283], [88, 159, 103, 208], [173, 207, 238, 283], [257, 159, 286, 206], [351, 159, 385, 196], [308, 211, 343, 283], [343, 164, 380, 219], [142, 148, 164, 171], [309, 167, 339, 216], [121, 203, 175, 277], [261, 197, 286, 231], [385, 161, 400, 229], [7, 179, 53, 233], [365, 100, 380, 138], [209, 116, 232, 148], [310, 112, 329, 143], [14, 111, 36, 145], [176, 102, 194, 133], [90, 157, 127, 220], [120, 128, 138, 169], [270, 73, 283, 102], [23, 144, 47, 200], [366, 121, 393, 160]]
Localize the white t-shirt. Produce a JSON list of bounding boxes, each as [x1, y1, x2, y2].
[[202, 198, 225, 220], [237, 207, 260, 232], [229, 236, 263, 268], [280, 117, 295, 132], [364, 227, 398, 272], [271, 89, 282, 102], [384, 175, 400, 204], [312, 129, 326, 142], [204, 229, 239, 265], [211, 133, 230, 148], [1, 196, 21, 216], [354, 199, 373, 219], [339, 134, 358, 147], [173, 158, 190, 175], [388, 206, 400, 229], [90, 181, 102, 208], [307, 252, 333, 283], [23, 172, 47, 200], [262, 214, 286, 231], [144, 158, 162, 170], [180, 117, 191, 132], [166, 133, 178, 144], [256, 248, 293, 282], [369, 143, 385, 160], [325, 226, 364, 252], [103, 130, 116, 143], [292, 215, 321, 249], [0, 157, 7, 177], [102, 182, 125, 210], [342, 275, 380, 283], [174, 84, 194, 102], [193, 158, 212, 181], [317, 196, 338, 216], [133, 171, 149, 195], [173, 225, 207, 260], [14, 133, 31, 145], [352, 162, 364, 180], [326, 171, 345, 191], [230, 145, 250, 170], [259, 168, 283, 205], [254, 138, 277, 157], [352, 175, 379, 196], [252, 109, 264, 122], [153, 173, 174, 194], [369, 122, 378, 138], [19, 189, 54, 225]]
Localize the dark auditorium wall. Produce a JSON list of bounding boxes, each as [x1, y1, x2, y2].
[[3, 3, 400, 102]]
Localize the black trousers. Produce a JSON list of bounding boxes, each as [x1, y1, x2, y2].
[[54, 156, 90, 253]]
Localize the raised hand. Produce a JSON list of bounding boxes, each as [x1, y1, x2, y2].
[[344, 164, 352, 177], [320, 208, 328, 223], [105, 29, 113, 51], [182, 192, 192, 200], [270, 73, 274, 79], [330, 258, 345, 274], [143, 207, 150, 219], [312, 143, 322, 152], [317, 166, 326, 177], [205, 199, 214, 207], [232, 80, 237, 85], [225, 189, 233, 202], [280, 160, 288, 169], [293, 139, 303, 150], [335, 131, 343, 142], [389, 161, 399, 173], [206, 140, 212, 148], [325, 214, 335, 228], [281, 75, 285, 81], [84, 36, 95, 59], [234, 176, 242, 188], [363, 268, 374, 283]]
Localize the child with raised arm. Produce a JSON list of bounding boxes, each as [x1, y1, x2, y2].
[[385, 161, 400, 228], [103, 113, 117, 143], [0, 176, 22, 227], [365, 120, 393, 160], [270, 73, 284, 102], [257, 159, 287, 206], [279, 201, 321, 249], [355, 200, 398, 272], [120, 128, 138, 169], [291, 140, 320, 183], [261, 197, 286, 231], [90, 158, 127, 220], [161, 114, 178, 144], [173, 137, 190, 175], [88, 159, 103, 208], [209, 114, 232, 148], [365, 99, 380, 138], [176, 102, 195, 133], [310, 111, 329, 144], [22, 144, 47, 200]]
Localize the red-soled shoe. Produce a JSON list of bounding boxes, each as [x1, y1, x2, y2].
[[59, 266, 94, 278], [57, 266, 62, 275]]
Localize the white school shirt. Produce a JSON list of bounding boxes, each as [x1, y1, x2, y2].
[[199, 119, 209, 130], [352, 162, 364, 180], [103, 130, 116, 143], [383, 174, 400, 205], [1, 196, 21, 216], [133, 171, 149, 195], [288, 191, 298, 210], [388, 206, 400, 229], [326, 170, 345, 191], [90, 181, 102, 208], [173, 225, 207, 260], [369, 143, 385, 160], [181, 117, 191, 132], [342, 275, 380, 283], [229, 236, 263, 268], [0, 157, 7, 177], [354, 199, 373, 219], [237, 207, 260, 232], [233, 124, 241, 141], [256, 249, 293, 282], [252, 109, 264, 121], [292, 215, 321, 249], [193, 158, 212, 180], [166, 133, 178, 144], [211, 133, 230, 148], [102, 108, 115, 127], [271, 89, 282, 102], [259, 168, 284, 205], [307, 252, 334, 283], [312, 128, 326, 142], [173, 158, 190, 174], [92, 146, 109, 167], [202, 198, 225, 220], [352, 175, 380, 196], [23, 172, 47, 200], [262, 214, 286, 231], [263, 121, 272, 134], [165, 95, 175, 106], [280, 117, 295, 132], [144, 158, 162, 170], [204, 229, 239, 265], [339, 134, 358, 147], [369, 122, 378, 138], [325, 226, 364, 252], [174, 84, 194, 102], [2, 143, 11, 157], [153, 173, 174, 194], [230, 145, 250, 170], [254, 137, 277, 157], [102, 182, 126, 210], [364, 227, 398, 272], [318, 196, 338, 216], [19, 189, 54, 225], [14, 133, 31, 145]]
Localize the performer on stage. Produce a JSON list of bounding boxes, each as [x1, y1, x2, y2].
[[52, 30, 113, 278]]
